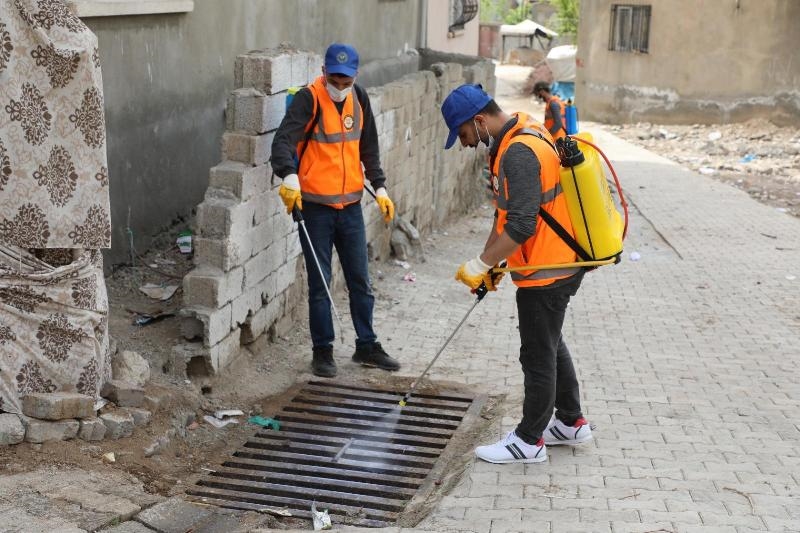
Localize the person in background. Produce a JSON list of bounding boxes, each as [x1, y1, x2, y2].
[[440, 84, 592, 464], [533, 81, 567, 141], [271, 43, 400, 378]]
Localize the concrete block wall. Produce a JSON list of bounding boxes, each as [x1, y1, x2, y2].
[[176, 47, 494, 376]]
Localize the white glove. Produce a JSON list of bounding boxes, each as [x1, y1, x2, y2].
[[283, 173, 300, 189]]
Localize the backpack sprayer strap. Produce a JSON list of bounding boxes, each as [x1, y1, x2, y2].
[[537, 206, 594, 263]]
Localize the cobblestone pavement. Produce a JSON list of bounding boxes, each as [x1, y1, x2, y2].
[[346, 113, 800, 532]]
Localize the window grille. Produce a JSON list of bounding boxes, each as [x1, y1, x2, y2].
[[608, 4, 651, 53], [449, 0, 478, 32]]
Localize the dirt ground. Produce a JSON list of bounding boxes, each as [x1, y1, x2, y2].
[[604, 119, 800, 219]]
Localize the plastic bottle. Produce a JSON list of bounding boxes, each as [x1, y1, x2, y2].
[[565, 100, 579, 135]]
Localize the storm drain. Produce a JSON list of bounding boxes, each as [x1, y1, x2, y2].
[[187, 380, 479, 527]]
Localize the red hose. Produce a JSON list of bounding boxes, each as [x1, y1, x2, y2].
[[573, 136, 629, 240]]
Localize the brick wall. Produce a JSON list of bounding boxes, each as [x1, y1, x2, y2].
[[172, 47, 495, 377]]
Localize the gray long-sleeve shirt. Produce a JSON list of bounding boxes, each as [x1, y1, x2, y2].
[[547, 99, 565, 136], [490, 117, 541, 245], [270, 84, 386, 191]]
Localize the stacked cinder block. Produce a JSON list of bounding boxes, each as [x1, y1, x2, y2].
[[362, 60, 494, 251], [177, 47, 322, 376]]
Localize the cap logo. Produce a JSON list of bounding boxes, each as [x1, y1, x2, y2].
[[337, 52, 348, 64]]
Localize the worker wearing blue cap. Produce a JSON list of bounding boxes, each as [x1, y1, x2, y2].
[[441, 84, 593, 464], [271, 43, 400, 378]]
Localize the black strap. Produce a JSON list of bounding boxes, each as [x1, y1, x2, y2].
[[538, 206, 593, 262], [297, 96, 320, 165]]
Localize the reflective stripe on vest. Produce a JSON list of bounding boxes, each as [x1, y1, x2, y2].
[[510, 266, 582, 282], [311, 96, 362, 143], [297, 76, 365, 209], [301, 190, 363, 205], [495, 166, 563, 210]]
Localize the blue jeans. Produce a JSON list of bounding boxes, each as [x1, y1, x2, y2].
[[298, 202, 376, 349]]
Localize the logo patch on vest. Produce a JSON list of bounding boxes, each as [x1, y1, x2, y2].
[[491, 174, 500, 195], [343, 114, 354, 130]]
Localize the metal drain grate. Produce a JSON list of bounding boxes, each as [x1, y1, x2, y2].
[[187, 380, 478, 527]]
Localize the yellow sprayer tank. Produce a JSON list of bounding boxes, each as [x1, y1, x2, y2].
[[558, 132, 624, 261]]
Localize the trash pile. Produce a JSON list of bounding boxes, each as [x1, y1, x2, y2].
[[606, 119, 800, 217]]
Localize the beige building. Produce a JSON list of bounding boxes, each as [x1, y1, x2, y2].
[[425, 0, 480, 56], [575, 0, 800, 125]]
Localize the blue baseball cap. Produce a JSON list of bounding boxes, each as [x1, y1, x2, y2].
[[325, 43, 359, 77], [441, 84, 492, 149]]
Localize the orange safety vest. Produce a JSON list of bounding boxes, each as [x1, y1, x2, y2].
[[297, 76, 364, 209], [491, 113, 581, 287], [544, 96, 567, 141]]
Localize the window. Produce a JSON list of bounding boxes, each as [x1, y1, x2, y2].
[[608, 4, 651, 53], [68, 0, 194, 18], [449, 0, 478, 32]]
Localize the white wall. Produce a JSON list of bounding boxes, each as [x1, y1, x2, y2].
[[426, 0, 480, 56]]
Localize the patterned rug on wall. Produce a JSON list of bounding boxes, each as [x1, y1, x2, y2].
[[0, 0, 112, 413]]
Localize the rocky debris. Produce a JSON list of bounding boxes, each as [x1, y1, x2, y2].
[[22, 417, 79, 443], [143, 394, 162, 413], [143, 434, 170, 457], [78, 417, 107, 441], [21, 392, 95, 420], [111, 350, 151, 387], [101, 380, 145, 407], [123, 407, 152, 426], [80, 444, 102, 457], [606, 119, 800, 217], [100, 412, 135, 440], [136, 497, 213, 533], [0, 413, 25, 445], [391, 216, 424, 262]]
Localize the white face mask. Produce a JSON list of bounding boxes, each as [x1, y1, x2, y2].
[[326, 84, 352, 103], [473, 119, 494, 148]]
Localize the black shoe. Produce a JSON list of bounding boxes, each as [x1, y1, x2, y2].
[[352, 342, 400, 371], [311, 346, 337, 378]]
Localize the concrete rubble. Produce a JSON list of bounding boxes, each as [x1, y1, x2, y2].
[[21, 392, 95, 420], [112, 350, 152, 387], [609, 119, 800, 217], [1, 350, 154, 447]]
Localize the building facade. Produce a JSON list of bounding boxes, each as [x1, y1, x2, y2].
[[575, 0, 800, 125]]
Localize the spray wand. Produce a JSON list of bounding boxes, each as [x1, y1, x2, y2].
[[398, 264, 503, 407]]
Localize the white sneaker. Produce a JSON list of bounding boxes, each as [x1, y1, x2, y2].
[[474, 431, 547, 464], [544, 417, 593, 446]]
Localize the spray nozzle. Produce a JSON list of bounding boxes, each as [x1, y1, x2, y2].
[[556, 136, 585, 167]]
